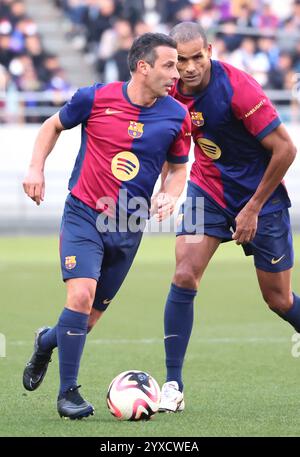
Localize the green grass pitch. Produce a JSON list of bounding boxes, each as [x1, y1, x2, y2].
[[0, 234, 299, 437]]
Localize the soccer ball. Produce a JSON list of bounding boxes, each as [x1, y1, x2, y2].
[[106, 370, 161, 421]]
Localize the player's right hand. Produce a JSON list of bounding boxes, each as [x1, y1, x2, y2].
[[23, 167, 45, 206], [151, 192, 175, 222], [232, 205, 258, 245]]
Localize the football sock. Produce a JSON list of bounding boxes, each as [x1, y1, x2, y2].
[[39, 326, 57, 351], [164, 283, 197, 392], [281, 293, 300, 333], [40, 321, 93, 351], [56, 308, 89, 396]]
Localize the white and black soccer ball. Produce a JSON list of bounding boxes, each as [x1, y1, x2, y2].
[[107, 370, 161, 421]]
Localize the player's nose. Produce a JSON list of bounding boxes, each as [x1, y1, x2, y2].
[[186, 60, 196, 73], [172, 66, 180, 80]]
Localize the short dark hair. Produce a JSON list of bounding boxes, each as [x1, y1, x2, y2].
[[169, 22, 208, 48], [128, 33, 177, 72]]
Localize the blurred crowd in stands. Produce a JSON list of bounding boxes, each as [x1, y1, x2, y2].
[[57, 0, 300, 91], [0, 0, 72, 122], [0, 0, 299, 123]]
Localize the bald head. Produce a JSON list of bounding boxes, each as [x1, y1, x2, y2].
[[169, 22, 208, 48]]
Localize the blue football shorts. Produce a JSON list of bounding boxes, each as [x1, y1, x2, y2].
[[176, 181, 294, 273], [60, 193, 143, 311]]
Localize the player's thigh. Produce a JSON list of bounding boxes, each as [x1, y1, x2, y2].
[[175, 182, 231, 287], [174, 234, 221, 288], [60, 194, 105, 282], [250, 209, 294, 273], [256, 268, 293, 311], [251, 210, 294, 310], [92, 230, 143, 312]]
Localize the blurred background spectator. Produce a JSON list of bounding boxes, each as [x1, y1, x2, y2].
[[0, 0, 72, 123], [0, 0, 299, 123]]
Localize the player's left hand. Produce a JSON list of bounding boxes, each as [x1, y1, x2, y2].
[[23, 167, 45, 206], [150, 192, 176, 222], [232, 206, 259, 245]]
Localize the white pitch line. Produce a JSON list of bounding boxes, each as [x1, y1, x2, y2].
[[8, 336, 290, 346]]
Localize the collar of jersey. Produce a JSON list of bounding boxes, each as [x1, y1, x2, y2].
[[122, 81, 164, 110]]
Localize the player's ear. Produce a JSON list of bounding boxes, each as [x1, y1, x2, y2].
[[207, 44, 212, 58], [137, 60, 149, 76]]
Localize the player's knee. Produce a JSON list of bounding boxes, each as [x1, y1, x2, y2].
[[262, 290, 293, 314], [67, 287, 95, 314], [173, 267, 199, 290]]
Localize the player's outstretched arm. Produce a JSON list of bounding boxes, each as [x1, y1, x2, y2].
[[233, 124, 297, 245], [151, 162, 187, 222], [23, 113, 65, 206]]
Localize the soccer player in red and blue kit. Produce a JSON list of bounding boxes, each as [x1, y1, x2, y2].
[[22, 33, 191, 419], [157, 22, 299, 412]]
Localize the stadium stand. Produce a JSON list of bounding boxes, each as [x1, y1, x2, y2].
[[0, 1, 299, 234], [0, 0, 299, 123], [56, 1, 300, 89], [0, 0, 74, 122]]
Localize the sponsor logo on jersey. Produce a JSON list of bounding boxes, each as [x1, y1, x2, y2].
[[65, 256, 76, 270], [244, 99, 266, 118], [197, 138, 221, 160], [111, 151, 140, 181], [191, 111, 204, 126], [128, 121, 144, 138]]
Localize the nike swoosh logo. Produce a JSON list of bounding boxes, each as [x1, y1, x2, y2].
[[103, 299, 112, 305], [164, 334, 179, 340], [271, 255, 285, 264], [29, 375, 42, 389], [105, 108, 123, 115], [66, 331, 85, 336]]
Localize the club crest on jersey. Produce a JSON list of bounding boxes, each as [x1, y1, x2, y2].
[[197, 138, 222, 160], [111, 151, 140, 181], [128, 121, 144, 139], [65, 256, 76, 270], [191, 112, 204, 127]]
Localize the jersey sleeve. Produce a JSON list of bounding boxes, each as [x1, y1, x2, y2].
[[167, 110, 191, 164], [227, 66, 281, 141], [59, 84, 98, 129]]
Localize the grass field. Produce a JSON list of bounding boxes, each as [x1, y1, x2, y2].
[[0, 234, 299, 437]]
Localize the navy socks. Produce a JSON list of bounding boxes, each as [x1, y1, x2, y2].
[[56, 308, 89, 396], [39, 320, 94, 352], [39, 326, 57, 351], [164, 283, 197, 392], [281, 293, 300, 333]]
